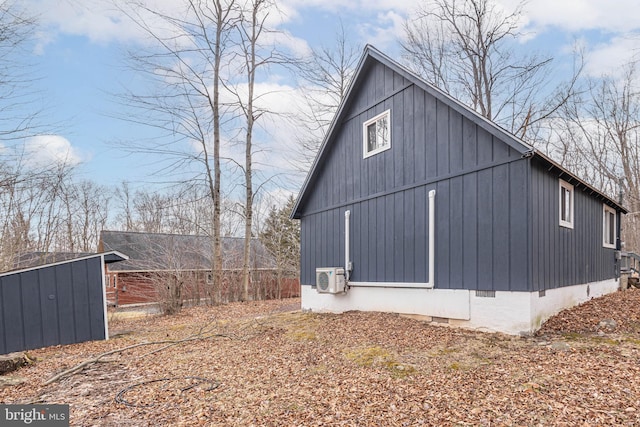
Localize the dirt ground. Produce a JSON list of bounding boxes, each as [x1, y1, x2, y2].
[[2, 290, 640, 426]]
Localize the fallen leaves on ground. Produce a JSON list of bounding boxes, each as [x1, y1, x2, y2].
[[1, 291, 640, 426]]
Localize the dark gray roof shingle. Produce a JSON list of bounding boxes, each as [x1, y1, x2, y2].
[[99, 230, 274, 272]]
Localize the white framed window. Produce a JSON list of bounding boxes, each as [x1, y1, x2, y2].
[[603, 204, 617, 248], [559, 179, 574, 229], [363, 109, 391, 158]]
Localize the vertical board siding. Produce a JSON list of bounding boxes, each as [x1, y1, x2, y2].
[[492, 165, 510, 289], [414, 187, 428, 281], [462, 173, 478, 289], [38, 268, 59, 347], [0, 257, 107, 354], [436, 180, 451, 288], [477, 169, 494, 289], [21, 270, 43, 350], [299, 60, 534, 291], [530, 162, 617, 290], [1, 275, 24, 352], [509, 161, 529, 291]]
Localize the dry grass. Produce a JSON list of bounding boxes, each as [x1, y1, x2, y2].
[[2, 291, 640, 426]]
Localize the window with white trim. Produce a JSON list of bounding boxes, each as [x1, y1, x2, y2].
[[559, 179, 574, 229], [603, 204, 617, 248], [363, 109, 391, 158]]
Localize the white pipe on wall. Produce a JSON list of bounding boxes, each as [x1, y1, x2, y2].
[[345, 210, 351, 282], [427, 190, 436, 288]]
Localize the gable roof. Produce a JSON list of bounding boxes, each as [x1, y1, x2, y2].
[[292, 45, 626, 218], [99, 230, 275, 272], [1, 251, 128, 278]]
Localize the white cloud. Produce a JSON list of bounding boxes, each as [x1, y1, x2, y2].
[[27, 0, 196, 52], [280, 0, 416, 15], [497, 0, 640, 34], [358, 10, 406, 51], [584, 35, 640, 77], [24, 135, 83, 167], [28, 0, 416, 52]]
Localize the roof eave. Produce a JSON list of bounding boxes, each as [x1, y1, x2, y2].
[[530, 150, 628, 213]]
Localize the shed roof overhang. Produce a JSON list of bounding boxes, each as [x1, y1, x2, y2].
[[0, 251, 129, 278]]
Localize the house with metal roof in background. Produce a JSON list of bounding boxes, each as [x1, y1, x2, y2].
[[291, 45, 627, 335], [99, 230, 299, 307]]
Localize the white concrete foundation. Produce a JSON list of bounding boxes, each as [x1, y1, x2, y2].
[[301, 278, 620, 335]]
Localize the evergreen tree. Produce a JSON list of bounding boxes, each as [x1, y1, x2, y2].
[[259, 196, 300, 298]]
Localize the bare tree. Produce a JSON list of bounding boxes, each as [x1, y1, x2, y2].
[[554, 62, 640, 251], [133, 190, 170, 233], [0, 1, 51, 269], [116, 0, 241, 303], [402, 0, 579, 141], [230, 0, 284, 301], [68, 180, 111, 252], [0, 1, 45, 144], [0, 151, 79, 270], [293, 23, 360, 170], [133, 234, 211, 314], [114, 181, 135, 231]]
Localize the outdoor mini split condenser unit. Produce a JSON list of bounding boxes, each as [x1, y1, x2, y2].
[[315, 267, 346, 294]]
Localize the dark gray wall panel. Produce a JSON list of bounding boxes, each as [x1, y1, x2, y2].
[[393, 90, 405, 188], [462, 119, 477, 169], [477, 169, 494, 289], [436, 99, 449, 176], [462, 173, 478, 289], [414, 187, 428, 281], [492, 164, 510, 290], [449, 111, 463, 173], [87, 258, 106, 339], [39, 268, 60, 347], [376, 196, 386, 280], [403, 189, 416, 282], [436, 180, 451, 288], [449, 177, 464, 288], [21, 269, 43, 350], [0, 256, 107, 354], [72, 260, 91, 343], [413, 87, 426, 182], [55, 262, 76, 345], [509, 161, 529, 291], [1, 274, 24, 353], [425, 93, 438, 178], [530, 161, 617, 289]]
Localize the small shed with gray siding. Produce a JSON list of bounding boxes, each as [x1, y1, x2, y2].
[[292, 45, 627, 335], [0, 251, 127, 355]]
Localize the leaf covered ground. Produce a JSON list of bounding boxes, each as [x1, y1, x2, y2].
[[2, 290, 640, 426]]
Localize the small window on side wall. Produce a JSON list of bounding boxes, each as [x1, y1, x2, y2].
[[559, 179, 574, 229], [363, 109, 391, 158], [603, 204, 617, 248]]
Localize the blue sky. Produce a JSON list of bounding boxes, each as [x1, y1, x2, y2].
[[16, 0, 640, 198]]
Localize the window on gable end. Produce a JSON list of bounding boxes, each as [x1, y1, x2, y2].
[[363, 109, 391, 158], [559, 179, 574, 229], [603, 204, 617, 249]]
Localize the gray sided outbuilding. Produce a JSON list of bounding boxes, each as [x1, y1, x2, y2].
[[292, 46, 625, 335], [0, 252, 127, 354]]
